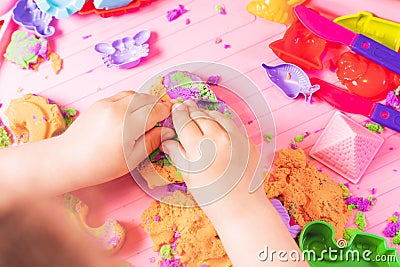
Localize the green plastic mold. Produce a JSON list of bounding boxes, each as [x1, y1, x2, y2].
[[334, 12, 400, 52], [299, 221, 400, 267]]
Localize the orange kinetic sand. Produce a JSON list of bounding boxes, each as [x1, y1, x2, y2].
[[141, 191, 231, 267], [138, 160, 184, 189], [5, 94, 65, 143], [49, 52, 63, 74], [31, 52, 63, 74], [64, 194, 126, 254], [265, 148, 351, 239]]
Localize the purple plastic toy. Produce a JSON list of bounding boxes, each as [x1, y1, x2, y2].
[[94, 30, 150, 69], [262, 63, 320, 103], [271, 199, 301, 238], [12, 0, 55, 37]]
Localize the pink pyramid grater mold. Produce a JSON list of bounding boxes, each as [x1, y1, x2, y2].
[[310, 112, 384, 183]]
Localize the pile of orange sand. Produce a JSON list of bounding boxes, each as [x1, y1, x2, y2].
[[141, 191, 231, 267], [141, 147, 351, 266], [265, 148, 351, 239]]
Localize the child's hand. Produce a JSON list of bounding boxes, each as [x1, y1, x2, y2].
[[162, 101, 308, 267], [162, 100, 263, 212], [61, 91, 173, 188]]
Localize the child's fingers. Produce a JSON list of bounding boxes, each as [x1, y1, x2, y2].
[[204, 110, 238, 133], [125, 93, 171, 135], [185, 101, 226, 136], [171, 103, 203, 152], [143, 101, 173, 131], [125, 127, 175, 169], [126, 93, 158, 113], [124, 102, 172, 141]]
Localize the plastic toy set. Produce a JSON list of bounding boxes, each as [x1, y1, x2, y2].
[[266, 5, 400, 101], [0, 0, 156, 70], [255, 3, 400, 264], [260, 4, 400, 188]]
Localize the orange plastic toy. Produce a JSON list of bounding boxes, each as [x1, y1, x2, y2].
[[336, 52, 400, 101], [269, 18, 327, 70], [79, 0, 154, 18]]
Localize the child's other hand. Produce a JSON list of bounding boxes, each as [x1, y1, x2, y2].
[[162, 101, 264, 217], [61, 91, 173, 187], [161, 101, 308, 267]]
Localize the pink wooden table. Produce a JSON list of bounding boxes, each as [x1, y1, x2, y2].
[[0, 0, 399, 265]]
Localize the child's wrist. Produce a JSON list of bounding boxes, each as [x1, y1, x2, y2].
[[201, 187, 268, 225]]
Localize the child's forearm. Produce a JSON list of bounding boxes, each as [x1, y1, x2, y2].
[[205, 190, 310, 267], [0, 136, 83, 211]]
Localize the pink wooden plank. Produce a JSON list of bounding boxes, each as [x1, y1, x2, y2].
[[30, 2, 258, 107], [106, 194, 153, 231], [275, 108, 336, 150], [70, 175, 145, 223], [67, 14, 281, 101], [360, 187, 400, 230], [271, 96, 334, 135]]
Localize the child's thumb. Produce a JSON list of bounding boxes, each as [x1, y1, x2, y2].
[[144, 127, 174, 155]]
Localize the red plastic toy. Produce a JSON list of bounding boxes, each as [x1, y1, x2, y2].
[[336, 52, 400, 101], [78, 0, 154, 18], [269, 18, 327, 70]]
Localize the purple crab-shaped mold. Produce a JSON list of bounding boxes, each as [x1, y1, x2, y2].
[[94, 30, 151, 69], [12, 0, 55, 37]]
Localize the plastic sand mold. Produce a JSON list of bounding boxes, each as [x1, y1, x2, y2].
[[334, 12, 400, 52], [34, 0, 86, 19], [246, 0, 306, 25], [269, 18, 327, 70], [94, 30, 150, 69], [271, 199, 301, 238], [12, 0, 55, 37], [262, 63, 320, 103], [93, 0, 133, 10], [310, 112, 384, 184], [79, 0, 153, 18], [298, 221, 400, 267], [336, 52, 400, 102]]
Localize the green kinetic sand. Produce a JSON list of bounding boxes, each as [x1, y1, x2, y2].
[[4, 30, 48, 69]]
